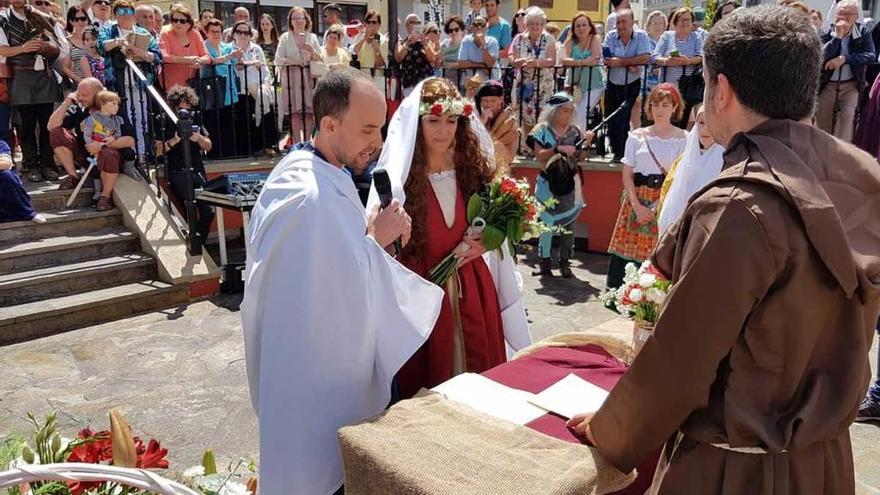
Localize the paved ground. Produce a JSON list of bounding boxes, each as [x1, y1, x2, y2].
[[0, 248, 878, 491]]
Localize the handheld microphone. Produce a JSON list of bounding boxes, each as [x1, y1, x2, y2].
[[372, 169, 403, 256]]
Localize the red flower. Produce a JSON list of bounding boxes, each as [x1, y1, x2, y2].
[[430, 103, 444, 116], [500, 177, 518, 195], [137, 439, 169, 469], [526, 202, 537, 220], [462, 103, 474, 117]]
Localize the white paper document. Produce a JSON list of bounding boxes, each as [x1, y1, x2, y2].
[[431, 373, 547, 425], [528, 373, 609, 419]]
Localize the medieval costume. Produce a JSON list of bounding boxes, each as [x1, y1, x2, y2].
[[475, 80, 520, 171], [590, 120, 880, 494], [0, 6, 65, 182], [527, 92, 586, 278], [606, 128, 686, 288], [368, 78, 531, 399]]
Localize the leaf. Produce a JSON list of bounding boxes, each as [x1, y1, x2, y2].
[[202, 448, 218, 475], [466, 193, 482, 223], [482, 224, 506, 251], [109, 409, 137, 468]]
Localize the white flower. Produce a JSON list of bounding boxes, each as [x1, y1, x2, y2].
[[646, 287, 666, 305], [218, 480, 252, 495], [624, 262, 638, 277], [183, 465, 205, 478], [629, 288, 644, 302], [639, 273, 657, 287], [450, 100, 465, 115]]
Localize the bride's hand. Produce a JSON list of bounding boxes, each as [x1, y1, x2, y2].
[[566, 413, 597, 445], [455, 234, 485, 266]]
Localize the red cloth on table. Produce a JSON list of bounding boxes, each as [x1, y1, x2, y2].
[[397, 183, 506, 398], [483, 344, 660, 495]]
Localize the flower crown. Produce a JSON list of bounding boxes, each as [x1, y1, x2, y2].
[[419, 97, 475, 118]]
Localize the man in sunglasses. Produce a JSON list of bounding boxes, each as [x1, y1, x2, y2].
[[80, 0, 112, 29], [0, 0, 67, 182], [458, 15, 499, 80]]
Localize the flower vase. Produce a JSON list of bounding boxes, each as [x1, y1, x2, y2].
[[627, 319, 655, 364]]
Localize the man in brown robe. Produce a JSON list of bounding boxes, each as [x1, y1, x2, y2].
[[568, 5, 880, 494]]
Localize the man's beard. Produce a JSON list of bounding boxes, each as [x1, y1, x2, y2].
[[331, 140, 369, 173]]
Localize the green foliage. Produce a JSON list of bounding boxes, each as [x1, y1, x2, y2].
[[704, 0, 719, 28], [684, 0, 694, 9], [0, 435, 25, 468]]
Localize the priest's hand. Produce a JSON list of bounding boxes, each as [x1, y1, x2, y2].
[[566, 413, 597, 446], [368, 199, 412, 250]]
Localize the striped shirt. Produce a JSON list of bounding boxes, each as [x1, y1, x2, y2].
[[653, 30, 703, 85]]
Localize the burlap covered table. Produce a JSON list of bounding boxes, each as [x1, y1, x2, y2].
[[338, 393, 635, 495]]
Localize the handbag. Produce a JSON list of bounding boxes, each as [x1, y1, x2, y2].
[[678, 64, 704, 105], [188, 74, 227, 111], [309, 60, 328, 79]]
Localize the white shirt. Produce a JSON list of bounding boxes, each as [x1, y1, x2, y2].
[[623, 131, 687, 175], [0, 9, 70, 62]]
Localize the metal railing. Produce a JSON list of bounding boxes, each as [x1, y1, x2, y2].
[[117, 59, 202, 256]]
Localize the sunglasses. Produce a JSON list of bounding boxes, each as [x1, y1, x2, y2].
[[472, 22, 486, 28], [115, 8, 135, 16], [365, 19, 380, 25], [94, 0, 110, 5], [234, 30, 251, 35], [446, 27, 461, 33], [171, 17, 190, 24], [72, 15, 89, 21], [33, 0, 49, 6]]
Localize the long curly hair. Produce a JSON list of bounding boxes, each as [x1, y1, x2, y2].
[[403, 78, 495, 261]]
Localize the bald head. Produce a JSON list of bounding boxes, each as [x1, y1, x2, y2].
[[77, 78, 104, 108], [234, 6, 250, 22]]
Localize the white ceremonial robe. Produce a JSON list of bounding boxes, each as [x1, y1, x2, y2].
[[241, 150, 444, 495]]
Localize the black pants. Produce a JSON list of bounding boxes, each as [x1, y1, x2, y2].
[[605, 80, 642, 159], [17, 103, 54, 168], [203, 106, 237, 159], [169, 169, 215, 244]]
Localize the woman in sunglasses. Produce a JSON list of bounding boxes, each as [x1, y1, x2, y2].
[[231, 19, 276, 157], [440, 15, 465, 85], [158, 4, 209, 92], [97, 0, 161, 154], [63, 5, 90, 84]]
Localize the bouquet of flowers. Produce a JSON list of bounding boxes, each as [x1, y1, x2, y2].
[[427, 176, 543, 286], [601, 260, 670, 324]]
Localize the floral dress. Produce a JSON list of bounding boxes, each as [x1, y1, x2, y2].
[[511, 32, 557, 133]]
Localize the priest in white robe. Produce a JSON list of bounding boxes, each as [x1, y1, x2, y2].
[[241, 67, 444, 495]]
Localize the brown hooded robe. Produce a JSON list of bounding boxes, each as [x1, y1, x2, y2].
[[590, 120, 880, 494]]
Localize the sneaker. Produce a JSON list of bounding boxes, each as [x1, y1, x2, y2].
[[559, 260, 574, 279], [41, 167, 60, 181], [27, 168, 43, 182], [31, 213, 47, 224], [95, 196, 114, 212], [855, 397, 880, 422], [58, 175, 79, 191]]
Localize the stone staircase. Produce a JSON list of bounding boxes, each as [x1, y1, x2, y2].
[[0, 182, 190, 345]]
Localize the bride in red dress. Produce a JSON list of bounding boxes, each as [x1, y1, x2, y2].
[[387, 77, 508, 398]]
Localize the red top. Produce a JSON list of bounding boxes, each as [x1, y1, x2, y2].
[[398, 182, 507, 398]]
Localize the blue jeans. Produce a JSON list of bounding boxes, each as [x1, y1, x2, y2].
[[870, 319, 880, 403]]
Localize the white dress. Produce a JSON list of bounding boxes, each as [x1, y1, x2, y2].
[[622, 130, 687, 175]]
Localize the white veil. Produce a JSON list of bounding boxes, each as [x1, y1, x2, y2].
[[657, 122, 725, 236], [367, 77, 531, 357], [366, 78, 496, 210]]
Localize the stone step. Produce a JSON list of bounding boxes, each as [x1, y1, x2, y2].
[[25, 182, 95, 212], [0, 254, 156, 307], [0, 228, 139, 275], [0, 208, 121, 243], [0, 280, 189, 345]]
